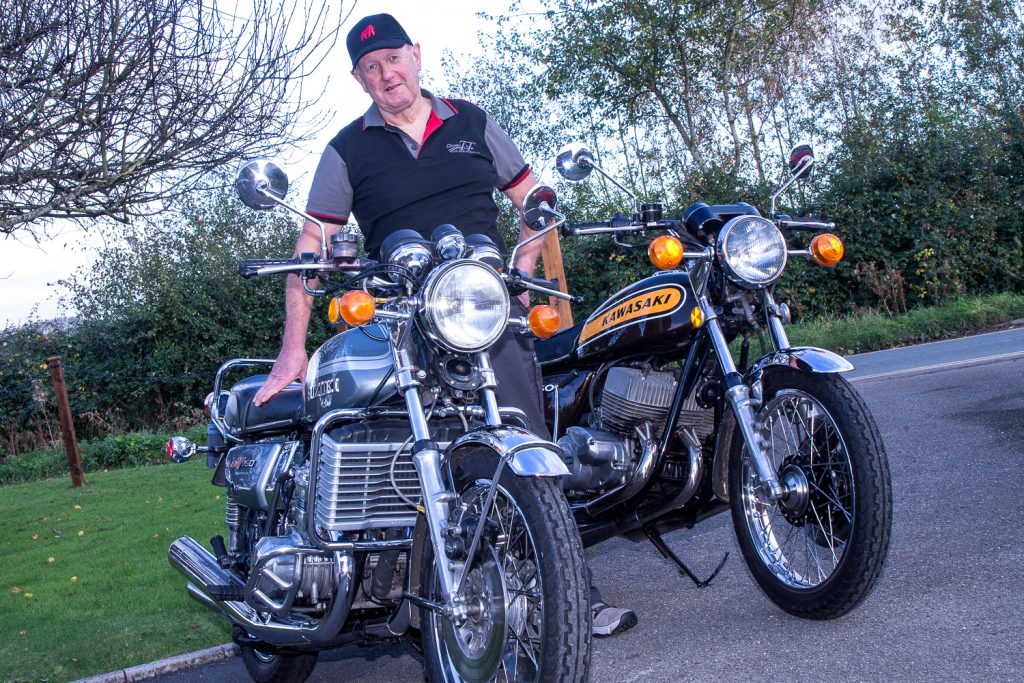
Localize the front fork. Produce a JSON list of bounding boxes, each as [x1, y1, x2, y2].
[[698, 294, 787, 500], [393, 340, 503, 614]]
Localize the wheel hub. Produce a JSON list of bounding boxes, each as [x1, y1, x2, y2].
[[440, 545, 507, 683], [778, 462, 810, 524]]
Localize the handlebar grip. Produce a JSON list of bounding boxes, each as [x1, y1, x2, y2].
[[238, 257, 299, 278], [775, 216, 835, 232]]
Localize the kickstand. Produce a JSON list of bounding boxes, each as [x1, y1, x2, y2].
[[643, 524, 729, 589]]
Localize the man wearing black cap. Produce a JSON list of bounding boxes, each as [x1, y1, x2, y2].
[[254, 12, 637, 639]]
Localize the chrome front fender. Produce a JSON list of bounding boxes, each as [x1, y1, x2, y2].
[[746, 346, 853, 385], [444, 425, 569, 478]]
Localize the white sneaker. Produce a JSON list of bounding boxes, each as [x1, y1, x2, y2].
[[591, 601, 638, 637]]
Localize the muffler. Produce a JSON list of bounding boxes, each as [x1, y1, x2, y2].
[[168, 536, 355, 647]]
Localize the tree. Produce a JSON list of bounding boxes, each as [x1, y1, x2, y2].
[[0, 0, 353, 239]]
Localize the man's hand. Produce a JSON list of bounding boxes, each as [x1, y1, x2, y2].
[[517, 291, 529, 308], [253, 346, 308, 406]]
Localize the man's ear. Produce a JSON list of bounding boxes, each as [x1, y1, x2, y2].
[[351, 68, 368, 94], [412, 43, 422, 69]]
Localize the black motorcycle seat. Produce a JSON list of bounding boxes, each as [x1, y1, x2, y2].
[[535, 322, 582, 367], [222, 374, 303, 436]]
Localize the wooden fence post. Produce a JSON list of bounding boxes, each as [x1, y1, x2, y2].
[[47, 356, 85, 488], [540, 230, 574, 329]]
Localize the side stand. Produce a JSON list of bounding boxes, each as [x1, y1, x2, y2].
[[643, 524, 728, 589]]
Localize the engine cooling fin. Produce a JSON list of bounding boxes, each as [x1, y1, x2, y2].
[[599, 367, 677, 434]]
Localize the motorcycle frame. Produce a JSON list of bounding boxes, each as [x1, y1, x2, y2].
[[573, 279, 853, 547]]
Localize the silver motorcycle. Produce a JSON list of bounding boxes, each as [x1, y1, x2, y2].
[[166, 160, 590, 683]]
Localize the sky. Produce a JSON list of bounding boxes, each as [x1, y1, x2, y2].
[[0, 0, 516, 327]]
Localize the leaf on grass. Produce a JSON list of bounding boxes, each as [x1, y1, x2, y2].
[[47, 557, 55, 563], [10, 586, 22, 593], [78, 530, 85, 537], [31, 534, 39, 540], [71, 576, 78, 583], [24, 592, 34, 599], [74, 505, 82, 510]]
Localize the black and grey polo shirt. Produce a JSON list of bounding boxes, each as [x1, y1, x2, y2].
[[305, 91, 530, 260]]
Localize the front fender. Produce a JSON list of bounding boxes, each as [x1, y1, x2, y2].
[[444, 425, 569, 478], [746, 346, 853, 384]]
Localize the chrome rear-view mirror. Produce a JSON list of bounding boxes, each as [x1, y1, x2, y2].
[[235, 159, 289, 210]]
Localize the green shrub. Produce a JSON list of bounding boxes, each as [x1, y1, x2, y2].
[[0, 425, 206, 486]]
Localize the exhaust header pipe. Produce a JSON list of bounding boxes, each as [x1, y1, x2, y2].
[[168, 536, 354, 647]]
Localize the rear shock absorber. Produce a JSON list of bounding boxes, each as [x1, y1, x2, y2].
[[226, 500, 243, 554]]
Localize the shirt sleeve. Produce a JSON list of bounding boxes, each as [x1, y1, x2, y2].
[[305, 144, 352, 225], [483, 112, 530, 192]]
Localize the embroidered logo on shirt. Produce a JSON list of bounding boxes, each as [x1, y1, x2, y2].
[[447, 140, 477, 154], [360, 25, 375, 41]]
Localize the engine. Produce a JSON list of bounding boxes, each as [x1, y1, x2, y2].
[[216, 419, 465, 614], [558, 366, 677, 493]]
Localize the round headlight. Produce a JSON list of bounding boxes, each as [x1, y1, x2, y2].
[[716, 216, 788, 288], [421, 261, 510, 352]]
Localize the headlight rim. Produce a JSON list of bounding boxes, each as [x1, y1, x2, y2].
[[716, 215, 788, 289], [420, 260, 510, 353]]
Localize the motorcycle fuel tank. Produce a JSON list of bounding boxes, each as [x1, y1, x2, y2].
[[303, 323, 397, 422], [575, 271, 700, 365]]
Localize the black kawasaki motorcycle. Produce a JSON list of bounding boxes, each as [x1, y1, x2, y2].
[[166, 160, 590, 683], [528, 143, 891, 618]]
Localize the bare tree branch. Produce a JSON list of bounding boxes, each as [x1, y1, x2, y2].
[[0, 0, 354, 238]]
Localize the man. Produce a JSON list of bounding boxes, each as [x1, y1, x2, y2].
[[253, 12, 636, 638]]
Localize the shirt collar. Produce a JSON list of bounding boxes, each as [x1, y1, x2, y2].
[[362, 89, 456, 129]]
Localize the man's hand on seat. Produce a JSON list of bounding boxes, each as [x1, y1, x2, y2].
[[253, 346, 308, 406]]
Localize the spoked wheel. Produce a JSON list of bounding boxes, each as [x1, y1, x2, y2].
[[421, 450, 589, 682], [729, 369, 892, 619]]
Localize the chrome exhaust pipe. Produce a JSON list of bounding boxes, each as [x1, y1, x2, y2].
[[168, 536, 355, 647]]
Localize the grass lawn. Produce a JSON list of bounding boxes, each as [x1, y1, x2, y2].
[[786, 292, 1024, 354], [0, 462, 230, 683]]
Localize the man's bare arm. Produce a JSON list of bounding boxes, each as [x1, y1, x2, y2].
[[504, 174, 542, 271], [253, 219, 342, 406]]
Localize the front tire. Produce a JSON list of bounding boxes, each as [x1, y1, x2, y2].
[[239, 643, 318, 683], [729, 369, 892, 619], [420, 450, 590, 682]]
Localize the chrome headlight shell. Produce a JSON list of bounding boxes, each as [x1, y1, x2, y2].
[[716, 216, 788, 288], [420, 260, 510, 352]]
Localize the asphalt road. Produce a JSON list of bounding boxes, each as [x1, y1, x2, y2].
[[153, 329, 1024, 682]]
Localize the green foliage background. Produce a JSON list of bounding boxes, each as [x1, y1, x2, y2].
[[1, 179, 337, 456], [3, 0, 1024, 458]]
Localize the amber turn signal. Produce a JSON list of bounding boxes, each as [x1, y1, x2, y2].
[[810, 233, 844, 267], [528, 305, 561, 339], [330, 290, 376, 326], [648, 235, 684, 270]]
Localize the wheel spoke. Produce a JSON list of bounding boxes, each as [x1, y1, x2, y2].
[[806, 479, 852, 523], [742, 387, 857, 589]]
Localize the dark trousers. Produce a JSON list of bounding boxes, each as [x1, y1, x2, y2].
[[489, 301, 550, 440]]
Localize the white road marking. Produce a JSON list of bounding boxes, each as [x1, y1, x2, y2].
[[850, 350, 1024, 382]]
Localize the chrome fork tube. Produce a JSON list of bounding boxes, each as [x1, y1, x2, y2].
[[699, 296, 785, 499], [475, 351, 502, 426], [761, 289, 791, 351], [394, 340, 460, 606]]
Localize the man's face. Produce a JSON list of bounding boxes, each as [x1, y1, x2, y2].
[[353, 44, 422, 116]]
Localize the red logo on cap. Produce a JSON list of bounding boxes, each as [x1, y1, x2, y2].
[[360, 25, 375, 41]]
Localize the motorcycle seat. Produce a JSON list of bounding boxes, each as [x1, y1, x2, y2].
[[222, 374, 303, 436], [535, 322, 582, 367]]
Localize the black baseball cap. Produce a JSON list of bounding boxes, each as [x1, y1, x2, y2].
[[347, 14, 413, 70]]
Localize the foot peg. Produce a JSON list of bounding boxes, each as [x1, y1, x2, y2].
[[207, 583, 245, 601], [644, 524, 728, 589]]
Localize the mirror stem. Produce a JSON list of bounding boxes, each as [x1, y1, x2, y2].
[[261, 190, 328, 259], [584, 158, 639, 217], [770, 156, 813, 217]]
